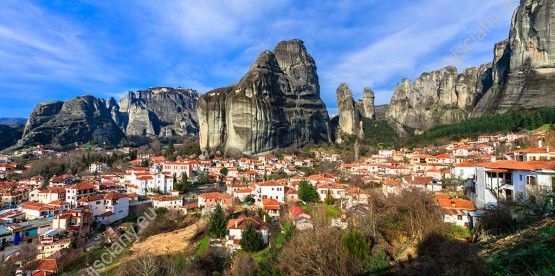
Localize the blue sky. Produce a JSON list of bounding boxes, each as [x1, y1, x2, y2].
[[0, 0, 519, 118]]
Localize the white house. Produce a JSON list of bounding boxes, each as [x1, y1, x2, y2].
[[225, 217, 269, 250], [315, 181, 345, 202], [89, 162, 108, 173], [153, 196, 183, 210], [254, 181, 285, 206]]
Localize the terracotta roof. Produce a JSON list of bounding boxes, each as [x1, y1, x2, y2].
[[510, 147, 555, 154], [315, 181, 344, 190], [227, 217, 268, 230], [235, 188, 252, 194], [289, 206, 310, 217], [435, 194, 475, 211], [77, 195, 103, 203], [199, 192, 232, 200], [154, 196, 179, 202], [68, 182, 96, 190], [104, 193, 129, 200], [476, 160, 555, 171], [262, 198, 280, 210]]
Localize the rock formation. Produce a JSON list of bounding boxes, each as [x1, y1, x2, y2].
[[336, 83, 363, 139], [386, 65, 492, 133], [359, 87, 375, 119], [387, 0, 555, 132], [19, 87, 200, 147], [197, 39, 332, 155], [471, 0, 555, 116], [115, 87, 200, 137], [18, 95, 125, 146]]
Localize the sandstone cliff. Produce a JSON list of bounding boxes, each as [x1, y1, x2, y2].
[[336, 83, 363, 140], [115, 87, 200, 137], [19, 88, 200, 147], [19, 95, 125, 146], [386, 65, 492, 133], [471, 0, 555, 116], [197, 39, 332, 155], [387, 0, 555, 132]]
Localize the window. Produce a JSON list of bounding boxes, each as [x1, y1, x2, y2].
[[457, 215, 463, 220], [527, 176, 537, 186]]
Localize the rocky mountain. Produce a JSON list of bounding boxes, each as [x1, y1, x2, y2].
[[0, 118, 27, 125], [472, 0, 555, 117], [386, 65, 492, 134], [115, 87, 200, 137], [336, 83, 363, 141], [356, 87, 375, 120], [0, 124, 24, 151], [197, 39, 332, 155], [387, 0, 555, 134], [18, 88, 200, 147], [19, 95, 125, 146]]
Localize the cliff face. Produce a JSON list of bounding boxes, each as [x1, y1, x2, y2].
[[197, 39, 331, 155], [19, 88, 200, 147], [387, 0, 555, 131], [472, 0, 555, 116], [336, 83, 362, 139], [386, 66, 492, 133], [115, 87, 200, 137], [19, 95, 125, 146]]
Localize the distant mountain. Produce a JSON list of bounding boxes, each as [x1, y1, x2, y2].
[[0, 118, 27, 125]]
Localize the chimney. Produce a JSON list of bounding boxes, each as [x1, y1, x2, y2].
[[412, 175, 415, 181], [538, 140, 543, 148], [235, 220, 238, 228], [263, 215, 266, 223]]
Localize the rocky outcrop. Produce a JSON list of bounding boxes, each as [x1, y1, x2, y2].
[[471, 0, 555, 116], [387, 0, 555, 132], [386, 66, 492, 133], [115, 87, 200, 137], [18, 95, 125, 146], [336, 83, 362, 139], [19, 88, 200, 147], [358, 87, 375, 119], [197, 39, 332, 155]]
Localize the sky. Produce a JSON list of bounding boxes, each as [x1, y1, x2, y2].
[[0, 0, 520, 118]]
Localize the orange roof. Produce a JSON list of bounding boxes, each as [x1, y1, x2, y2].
[[68, 182, 96, 190], [455, 162, 476, 168], [434, 194, 475, 211], [315, 181, 344, 190], [77, 195, 103, 202], [104, 193, 129, 200], [476, 160, 555, 171], [235, 188, 252, 194], [154, 196, 179, 202], [199, 192, 232, 200], [227, 217, 268, 230], [510, 147, 555, 154]]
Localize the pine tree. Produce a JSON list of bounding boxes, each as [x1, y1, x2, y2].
[[209, 204, 228, 238], [240, 222, 262, 252], [298, 179, 320, 202]]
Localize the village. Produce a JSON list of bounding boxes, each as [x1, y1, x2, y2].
[[0, 129, 554, 275]]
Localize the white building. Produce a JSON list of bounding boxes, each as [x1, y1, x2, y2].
[[125, 166, 174, 196], [226, 217, 269, 250], [153, 196, 183, 210], [89, 162, 108, 173], [254, 181, 285, 206]]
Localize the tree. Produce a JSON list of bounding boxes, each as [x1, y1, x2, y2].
[[209, 204, 228, 238], [175, 172, 191, 193], [197, 171, 210, 184], [324, 189, 334, 205], [244, 194, 255, 205], [220, 167, 228, 176], [298, 179, 319, 202], [342, 230, 370, 259], [165, 141, 176, 161], [240, 222, 262, 252], [141, 159, 149, 168]]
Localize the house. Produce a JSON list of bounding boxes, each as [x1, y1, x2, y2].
[[17, 258, 59, 275], [288, 206, 313, 231], [20, 202, 62, 220], [261, 198, 281, 217], [198, 192, 233, 210], [435, 194, 476, 227], [31, 187, 66, 204], [402, 176, 442, 192], [470, 160, 555, 209], [125, 166, 174, 196], [97, 193, 130, 225], [509, 147, 554, 161], [66, 182, 96, 207], [89, 162, 108, 173], [77, 195, 106, 216], [381, 179, 402, 196], [344, 187, 369, 208], [233, 188, 253, 202], [315, 181, 345, 202], [153, 196, 183, 210], [225, 217, 269, 250], [284, 187, 299, 202], [161, 159, 197, 179], [254, 181, 285, 205]]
